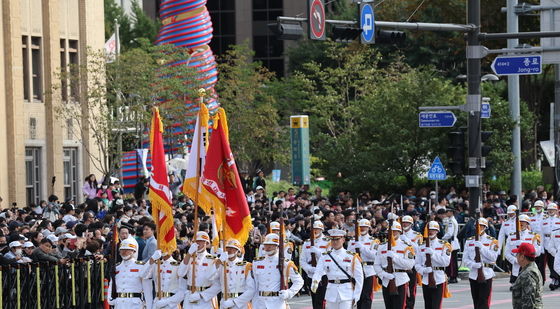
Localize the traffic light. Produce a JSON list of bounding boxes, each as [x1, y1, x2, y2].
[[481, 131, 493, 170], [375, 30, 406, 44], [330, 26, 362, 43], [268, 22, 304, 40], [447, 131, 466, 175]]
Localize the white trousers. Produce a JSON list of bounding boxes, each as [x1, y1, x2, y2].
[[325, 300, 353, 309]]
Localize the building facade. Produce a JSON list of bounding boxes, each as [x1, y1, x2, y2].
[[1, 0, 104, 207]]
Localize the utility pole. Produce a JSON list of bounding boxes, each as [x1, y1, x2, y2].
[[466, 0, 483, 213], [507, 0, 523, 202]]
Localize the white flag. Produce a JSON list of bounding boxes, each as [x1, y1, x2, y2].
[[104, 32, 120, 63]]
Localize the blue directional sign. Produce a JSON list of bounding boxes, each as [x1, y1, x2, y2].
[[419, 111, 457, 128], [481, 102, 491, 119], [360, 4, 375, 44], [427, 156, 447, 181], [491, 55, 542, 76]]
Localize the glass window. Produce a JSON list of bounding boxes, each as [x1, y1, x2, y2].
[[31, 37, 43, 102], [63, 147, 79, 202], [22, 36, 30, 101], [25, 147, 42, 205]]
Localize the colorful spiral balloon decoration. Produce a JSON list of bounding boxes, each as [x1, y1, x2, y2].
[[122, 0, 220, 192]]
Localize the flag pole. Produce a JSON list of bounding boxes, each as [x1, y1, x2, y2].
[[191, 88, 206, 293], [221, 214, 229, 300]]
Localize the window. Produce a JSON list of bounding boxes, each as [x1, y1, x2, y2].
[[22, 36, 30, 101], [60, 39, 79, 102], [25, 147, 42, 205], [29, 118, 37, 139], [63, 148, 79, 202], [31, 37, 43, 101], [252, 0, 284, 76], [60, 39, 68, 101], [207, 0, 236, 55]]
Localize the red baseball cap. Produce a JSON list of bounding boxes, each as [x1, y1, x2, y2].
[[512, 242, 537, 258]]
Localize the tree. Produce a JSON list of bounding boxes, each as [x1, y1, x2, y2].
[[104, 0, 160, 51]]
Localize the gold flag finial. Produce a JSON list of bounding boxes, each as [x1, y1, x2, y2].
[[198, 88, 206, 98]]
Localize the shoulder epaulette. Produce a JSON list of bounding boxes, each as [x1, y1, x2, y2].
[[206, 254, 216, 259], [346, 250, 355, 255], [544, 214, 549, 219], [324, 237, 331, 241], [116, 262, 121, 266], [529, 231, 536, 235], [381, 241, 387, 245], [415, 231, 422, 235], [236, 261, 247, 266], [467, 236, 475, 240], [170, 261, 180, 266], [322, 250, 331, 255], [254, 256, 265, 261], [486, 235, 495, 240], [528, 213, 535, 217], [439, 239, 445, 244], [509, 232, 517, 236], [135, 260, 145, 265]]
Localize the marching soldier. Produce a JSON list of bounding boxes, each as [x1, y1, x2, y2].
[[463, 218, 499, 309], [217, 239, 256, 309], [178, 231, 219, 308], [530, 200, 547, 281], [415, 221, 452, 309], [505, 214, 542, 284], [498, 205, 518, 250], [374, 221, 416, 309], [553, 226, 560, 288], [108, 238, 152, 308], [252, 233, 303, 308], [258, 221, 294, 260], [311, 229, 364, 309], [401, 215, 423, 309], [347, 219, 379, 309], [443, 208, 460, 283], [545, 203, 560, 290], [300, 221, 331, 309], [150, 250, 185, 309]]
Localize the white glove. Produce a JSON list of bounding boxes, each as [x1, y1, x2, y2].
[[386, 251, 395, 259], [383, 272, 395, 280], [216, 247, 224, 256], [188, 292, 202, 302], [424, 267, 433, 274], [219, 252, 228, 263], [311, 280, 319, 293], [474, 241, 483, 248], [352, 293, 361, 303], [221, 298, 235, 308], [472, 262, 483, 269], [188, 243, 198, 255], [151, 250, 162, 261], [153, 299, 168, 309], [354, 242, 364, 250], [311, 247, 322, 256], [279, 290, 292, 300], [424, 248, 434, 255]]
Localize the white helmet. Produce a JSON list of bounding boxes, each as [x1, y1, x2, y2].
[[519, 214, 531, 223], [507, 205, 517, 214], [547, 203, 558, 210], [401, 216, 414, 224], [119, 238, 138, 252], [270, 222, 281, 231], [428, 221, 440, 231], [225, 239, 243, 253], [533, 200, 545, 207], [391, 221, 402, 232], [195, 231, 211, 243], [358, 219, 371, 227], [478, 218, 488, 228], [312, 221, 324, 230], [263, 233, 280, 246]]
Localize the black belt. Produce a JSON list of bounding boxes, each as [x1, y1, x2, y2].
[[187, 285, 210, 292], [156, 292, 175, 298], [117, 292, 142, 298], [383, 268, 407, 273], [432, 267, 445, 271], [259, 291, 279, 296], [328, 279, 352, 284], [226, 293, 240, 298], [363, 261, 375, 265]]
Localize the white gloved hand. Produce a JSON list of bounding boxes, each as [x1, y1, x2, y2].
[[474, 241, 483, 248], [216, 247, 224, 256], [279, 290, 292, 300], [472, 262, 483, 269], [384, 272, 395, 280], [153, 299, 168, 309], [424, 247, 434, 255], [221, 298, 235, 308], [188, 292, 202, 302], [151, 250, 162, 261], [311, 247, 322, 256], [353, 292, 361, 303], [311, 280, 319, 293], [219, 252, 228, 263], [424, 267, 433, 274], [386, 251, 395, 259], [188, 244, 198, 255]]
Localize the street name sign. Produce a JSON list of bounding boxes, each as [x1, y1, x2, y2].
[[360, 3, 375, 44], [419, 111, 457, 128], [491, 55, 542, 76], [428, 156, 447, 180]]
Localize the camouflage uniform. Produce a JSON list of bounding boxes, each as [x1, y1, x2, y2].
[[511, 262, 543, 309]]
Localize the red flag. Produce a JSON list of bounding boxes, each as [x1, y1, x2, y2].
[[201, 108, 252, 245], [148, 107, 177, 254]]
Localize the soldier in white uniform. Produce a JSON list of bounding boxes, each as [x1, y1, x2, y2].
[[374, 221, 416, 309], [108, 238, 152, 309], [258, 221, 294, 260], [311, 229, 364, 309], [462, 218, 499, 309], [149, 250, 185, 309], [544, 203, 560, 290], [505, 214, 542, 284], [401, 215, 423, 309], [498, 205, 518, 251], [252, 233, 303, 308], [530, 200, 547, 280], [178, 231, 219, 308], [346, 219, 379, 309], [217, 239, 256, 309], [552, 224, 560, 289], [300, 221, 331, 309], [442, 208, 460, 283], [415, 221, 452, 309]]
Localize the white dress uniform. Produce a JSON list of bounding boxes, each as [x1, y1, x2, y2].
[[374, 237, 416, 287], [529, 211, 546, 254], [402, 228, 423, 251], [347, 234, 379, 278], [217, 258, 256, 309], [178, 251, 219, 308], [300, 233, 331, 278], [463, 233, 499, 281], [553, 228, 560, 274], [252, 233, 304, 309], [415, 237, 452, 285], [550, 217, 560, 255], [505, 220, 542, 277], [108, 258, 151, 308], [543, 213, 560, 253], [258, 240, 294, 260], [498, 217, 516, 250], [149, 257, 185, 309], [443, 216, 460, 251]]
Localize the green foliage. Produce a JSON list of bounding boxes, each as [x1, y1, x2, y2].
[[215, 44, 287, 172], [104, 0, 160, 51], [488, 170, 544, 192]]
